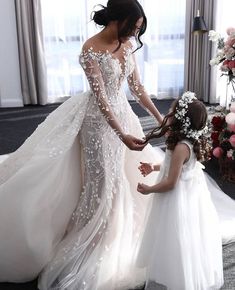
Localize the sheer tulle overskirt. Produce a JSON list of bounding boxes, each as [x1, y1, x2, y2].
[[0, 93, 90, 281]]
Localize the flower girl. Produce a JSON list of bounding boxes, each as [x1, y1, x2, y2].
[[137, 92, 224, 290]]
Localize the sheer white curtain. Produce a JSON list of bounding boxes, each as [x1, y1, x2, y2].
[[213, 0, 235, 106], [41, 0, 106, 102], [41, 0, 186, 102], [136, 0, 186, 99]]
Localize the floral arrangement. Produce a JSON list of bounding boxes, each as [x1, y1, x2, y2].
[[209, 27, 235, 86], [208, 27, 235, 181], [211, 101, 235, 181]]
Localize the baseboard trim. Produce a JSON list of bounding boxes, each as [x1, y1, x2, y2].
[[0, 98, 23, 108]]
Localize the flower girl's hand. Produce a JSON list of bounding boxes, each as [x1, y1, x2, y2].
[[137, 183, 151, 195], [138, 162, 154, 177], [122, 134, 146, 151]]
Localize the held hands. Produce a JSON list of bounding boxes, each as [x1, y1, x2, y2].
[[121, 134, 147, 151], [137, 183, 151, 195], [138, 162, 154, 177]]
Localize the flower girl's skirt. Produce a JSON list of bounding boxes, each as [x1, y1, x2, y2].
[[137, 165, 225, 290]]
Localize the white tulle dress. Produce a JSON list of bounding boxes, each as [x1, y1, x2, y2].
[[137, 140, 224, 290], [0, 46, 234, 290]]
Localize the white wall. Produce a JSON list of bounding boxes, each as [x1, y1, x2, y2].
[[0, 0, 23, 107]]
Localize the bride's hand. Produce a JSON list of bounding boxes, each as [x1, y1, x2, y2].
[[121, 134, 146, 151]]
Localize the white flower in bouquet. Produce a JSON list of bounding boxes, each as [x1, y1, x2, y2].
[[227, 149, 234, 160], [209, 27, 235, 83], [208, 30, 221, 42], [210, 56, 222, 66]]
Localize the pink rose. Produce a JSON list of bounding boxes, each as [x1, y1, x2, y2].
[[213, 147, 223, 158], [227, 124, 235, 132], [226, 27, 235, 36], [230, 102, 235, 113], [225, 38, 235, 47], [225, 47, 235, 59], [226, 112, 235, 125], [229, 134, 235, 147]]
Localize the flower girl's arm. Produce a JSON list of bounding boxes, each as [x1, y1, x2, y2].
[[127, 53, 163, 124], [80, 45, 145, 151], [153, 164, 161, 171], [137, 143, 189, 194], [138, 162, 160, 177]]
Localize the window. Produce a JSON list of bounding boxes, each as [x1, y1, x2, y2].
[[136, 0, 186, 99], [213, 0, 235, 106], [41, 0, 186, 102]]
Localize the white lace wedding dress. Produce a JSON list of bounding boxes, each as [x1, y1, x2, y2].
[[0, 46, 163, 289], [0, 46, 234, 290]]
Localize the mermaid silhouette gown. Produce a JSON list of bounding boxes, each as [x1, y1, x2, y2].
[[0, 46, 235, 290], [0, 45, 163, 289]]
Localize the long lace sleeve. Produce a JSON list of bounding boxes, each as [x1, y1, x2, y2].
[[79, 48, 125, 139], [127, 53, 163, 124]]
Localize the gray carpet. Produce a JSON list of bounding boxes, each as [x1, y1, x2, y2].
[[0, 99, 171, 155], [221, 243, 235, 289]]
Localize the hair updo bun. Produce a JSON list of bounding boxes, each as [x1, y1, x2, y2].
[[93, 6, 109, 26], [91, 0, 147, 53]]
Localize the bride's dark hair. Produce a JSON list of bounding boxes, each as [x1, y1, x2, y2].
[[92, 0, 147, 52], [145, 98, 211, 162]]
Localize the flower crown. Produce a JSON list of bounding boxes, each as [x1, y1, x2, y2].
[[174, 91, 208, 140]]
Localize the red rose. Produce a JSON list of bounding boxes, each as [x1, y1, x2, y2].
[[228, 60, 235, 69], [211, 116, 225, 130], [212, 140, 220, 148], [211, 131, 220, 142]]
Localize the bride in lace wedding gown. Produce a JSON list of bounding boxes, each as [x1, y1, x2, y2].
[[0, 1, 164, 289], [0, 1, 235, 289]]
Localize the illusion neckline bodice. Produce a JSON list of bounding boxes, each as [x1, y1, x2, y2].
[[79, 46, 133, 79]]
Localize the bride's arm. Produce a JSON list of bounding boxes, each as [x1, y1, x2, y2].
[[79, 46, 145, 151], [127, 53, 163, 124]]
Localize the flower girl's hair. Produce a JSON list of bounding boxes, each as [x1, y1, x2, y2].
[[145, 92, 211, 161]]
